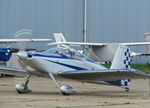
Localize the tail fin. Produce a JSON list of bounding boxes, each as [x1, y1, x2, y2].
[[54, 33, 66, 43], [110, 44, 131, 69], [53, 33, 69, 48]]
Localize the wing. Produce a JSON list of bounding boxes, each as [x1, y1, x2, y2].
[[48, 42, 105, 46], [122, 42, 150, 46], [0, 66, 28, 76], [57, 69, 150, 81], [48, 42, 150, 47], [0, 39, 52, 43]]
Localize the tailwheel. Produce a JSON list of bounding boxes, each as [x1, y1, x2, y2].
[[125, 87, 129, 92]]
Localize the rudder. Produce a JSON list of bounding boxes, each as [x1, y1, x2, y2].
[[53, 33, 69, 48], [110, 44, 131, 69]]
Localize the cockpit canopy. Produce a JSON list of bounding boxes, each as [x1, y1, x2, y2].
[[45, 47, 94, 62], [45, 47, 83, 58]]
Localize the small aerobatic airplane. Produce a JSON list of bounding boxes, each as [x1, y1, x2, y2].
[[50, 33, 150, 63], [0, 34, 150, 95], [0, 39, 52, 61]]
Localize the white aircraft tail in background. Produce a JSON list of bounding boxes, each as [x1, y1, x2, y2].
[[54, 33, 66, 43], [53, 33, 69, 48]]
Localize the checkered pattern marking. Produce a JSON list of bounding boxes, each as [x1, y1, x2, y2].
[[124, 48, 131, 69], [121, 79, 130, 86]]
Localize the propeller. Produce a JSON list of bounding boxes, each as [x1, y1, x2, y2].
[[14, 30, 33, 68], [14, 29, 33, 51]]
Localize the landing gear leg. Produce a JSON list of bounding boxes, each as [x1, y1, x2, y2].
[[49, 73, 76, 95], [15, 75, 31, 93]]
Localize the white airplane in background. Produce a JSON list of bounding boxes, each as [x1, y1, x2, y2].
[[0, 34, 150, 95], [50, 33, 150, 63]]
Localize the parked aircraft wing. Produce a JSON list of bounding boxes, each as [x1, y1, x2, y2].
[[0, 39, 52, 43], [140, 53, 150, 56], [48, 42, 150, 47], [58, 69, 150, 81], [48, 42, 105, 46], [122, 42, 150, 46], [50, 32, 150, 47], [0, 66, 28, 76]]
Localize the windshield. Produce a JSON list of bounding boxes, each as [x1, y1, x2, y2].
[[46, 47, 59, 54], [45, 47, 95, 62], [46, 47, 84, 58]]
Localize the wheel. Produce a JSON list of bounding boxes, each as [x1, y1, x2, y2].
[[16, 84, 31, 94], [125, 87, 129, 92], [60, 85, 76, 95]]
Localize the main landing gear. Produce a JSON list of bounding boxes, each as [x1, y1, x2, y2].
[[15, 75, 31, 93], [49, 73, 76, 95]]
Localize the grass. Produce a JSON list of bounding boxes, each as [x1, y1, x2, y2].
[[102, 64, 150, 74], [131, 64, 150, 74]]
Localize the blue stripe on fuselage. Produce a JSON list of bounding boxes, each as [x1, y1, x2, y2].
[[32, 53, 71, 59], [44, 59, 87, 70], [31, 53, 96, 64]]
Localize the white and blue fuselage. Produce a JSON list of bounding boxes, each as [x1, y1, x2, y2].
[[25, 47, 106, 75]]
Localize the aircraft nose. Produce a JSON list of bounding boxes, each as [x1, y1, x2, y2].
[[17, 51, 27, 61]]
